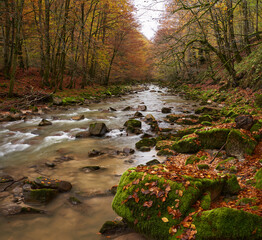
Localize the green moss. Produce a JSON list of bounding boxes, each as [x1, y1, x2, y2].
[[199, 115, 212, 122], [124, 119, 142, 128], [250, 120, 262, 132], [193, 207, 262, 240], [255, 94, 262, 108], [216, 157, 236, 171], [62, 96, 84, 105], [172, 136, 200, 153], [201, 121, 212, 126], [156, 140, 175, 150], [135, 138, 156, 150], [200, 192, 211, 210], [236, 198, 256, 206], [29, 188, 58, 203], [254, 168, 262, 189], [226, 129, 257, 158], [157, 149, 175, 156], [222, 175, 241, 195], [198, 164, 210, 170], [112, 170, 225, 240], [99, 220, 128, 235], [195, 107, 220, 115], [196, 128, 230, 149], [185, 155, 200, 165]]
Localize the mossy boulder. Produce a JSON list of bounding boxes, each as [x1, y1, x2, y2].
[[172, 136, 200, 153], [124, 119, 142, 128], [89, 122, 109, 137], [112, 170, 227, 240], [254, 168, 262, 189], [185, 155, 200, 165], [157, 149, 176, 156], [200, 192, 211, 210], [146, 159, 161, 166], [196, 128, 230, 149], [174, 126, 202, 138], [193, 207, 262, 240], [135, 138, 156, 150], [62, 96, 84, 105], [226, 129, 257, 159], [124, 119, 142, 133], [195, 106, 220, 115], [155, 140, 175, 150], [222, 174, 241, 195]]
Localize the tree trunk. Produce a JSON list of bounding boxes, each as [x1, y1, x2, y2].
[[242, 0, 251, 55]]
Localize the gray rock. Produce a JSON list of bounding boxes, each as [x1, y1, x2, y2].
[[45, 162, 56, 168], [89, 122, 109, 136], [134, 111, 144, 118], [88, 149, 104, 157], [137, 105, 147, 111], [109, 107, 117, 111], [81, 166, 101, 173], [123, 148, 135, 155]]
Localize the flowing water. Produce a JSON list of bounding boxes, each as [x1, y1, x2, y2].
[[0, 86, 197, 240]]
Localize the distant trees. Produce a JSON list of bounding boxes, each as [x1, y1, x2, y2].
[[153, 0, 262, 86], [0, 0, 151, 96]]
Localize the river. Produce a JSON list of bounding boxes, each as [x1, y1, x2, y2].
[[0, 85, 197, 240]]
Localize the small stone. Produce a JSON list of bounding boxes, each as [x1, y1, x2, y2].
[[140, 146, 151, 152], [137, 105, 147, 111], [146, 159, 160, 166], [122, 106, 132, 111], [75, 131, 90, 138], [89, 122, 109, 137], [88, 149, 104, 157], [235, 115, 254, 130], [38, 119, 52, 126], [81, 166, 101, 173], [161, 107, 172, 114], [68, 196, 82, 205], [123, 148, 135, 155], [45, 162, 56, 168], [71, 115, 85, 121], [134, 111, 144, 118], [109, 107, 117, 111]]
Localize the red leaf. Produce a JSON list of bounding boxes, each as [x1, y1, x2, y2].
[[143, 200, 153, 208]]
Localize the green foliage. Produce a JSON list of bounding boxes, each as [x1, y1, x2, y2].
[[193, 207, 262, 240]]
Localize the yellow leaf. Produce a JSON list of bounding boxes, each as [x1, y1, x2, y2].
[[162, 217, 169, 222]]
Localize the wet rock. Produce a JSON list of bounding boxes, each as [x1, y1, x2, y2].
[[75, 131, 91, 138], [123, 148, 135, 155], [0, 113, 22, 122], [195, 106, 220, 115], [38, 119, 52, 126], [137, 105, 147, 111], [89, 122, 109, 137], [146, 159, 160, 166], [134, 111, 144, 118], [124, 119, 142, 128], [45, 162, 56, 168], [0, 204, 22, 216], [139, 146, 151, 152], [71, 115, 85, 121], [110, 185, 118, 195], [99, 220, 129, 235], [54, 155, 74, 162], [81, 166, 101, 173], [109, 107, 117, 111], [141, 133, 153, 139], [68, 196, 82, 205], [135, 138, 156, 150], [88, 149, 104, 157], [235, 115, 254, 130], [162, 107, 172, 114], [145, 114, 155, 123], [23, 184, 58, 204], [122, 106, 132, 111], [34, 177, 72, 192], [124, 159, 134, 164]]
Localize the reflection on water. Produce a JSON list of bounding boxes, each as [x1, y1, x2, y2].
[[0, 85, 197, 240]]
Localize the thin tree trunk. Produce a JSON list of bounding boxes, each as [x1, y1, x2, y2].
[[242, 0, 251, 55]]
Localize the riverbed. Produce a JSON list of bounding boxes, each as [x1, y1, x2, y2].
[[0, 85, 197, 240]]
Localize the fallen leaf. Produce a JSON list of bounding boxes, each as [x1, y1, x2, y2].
[[162, 217, 169, 222]]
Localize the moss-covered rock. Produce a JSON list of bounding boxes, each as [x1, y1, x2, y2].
[[99, 220, 128, 235], [135, 138, 156, 150], [172, 136, 200, 153], [146, 159, 160, 166], [173, 126, 202, 138], [215, 157, 236, 171], [254, 168, 262, 189], [255, 94, 262, 108], [24, 188, 58, 204], [193, 207, 262, 240], [226, 129, 257, 159], [195, 106, 220, 115], [157, 149, 176, 156], [196, 128, 230, 149], [62, 96, 84, 105], [200, 192, 211, 210], [156, 140, 175, 150], [198, 164, 210, 170], [166, 114, 181, 122], [124, 119, 142, 128], [222, 174, 241, 195], [185, 155, 200, 165], [112, 170, 227, 240], [236, 197, 256, 206], [201, 121, 212, 126], [199, 115, 213, 122]]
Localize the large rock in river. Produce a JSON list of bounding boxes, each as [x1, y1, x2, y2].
[[89, 122, 109, 136], [112, 168, 261, 240]]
